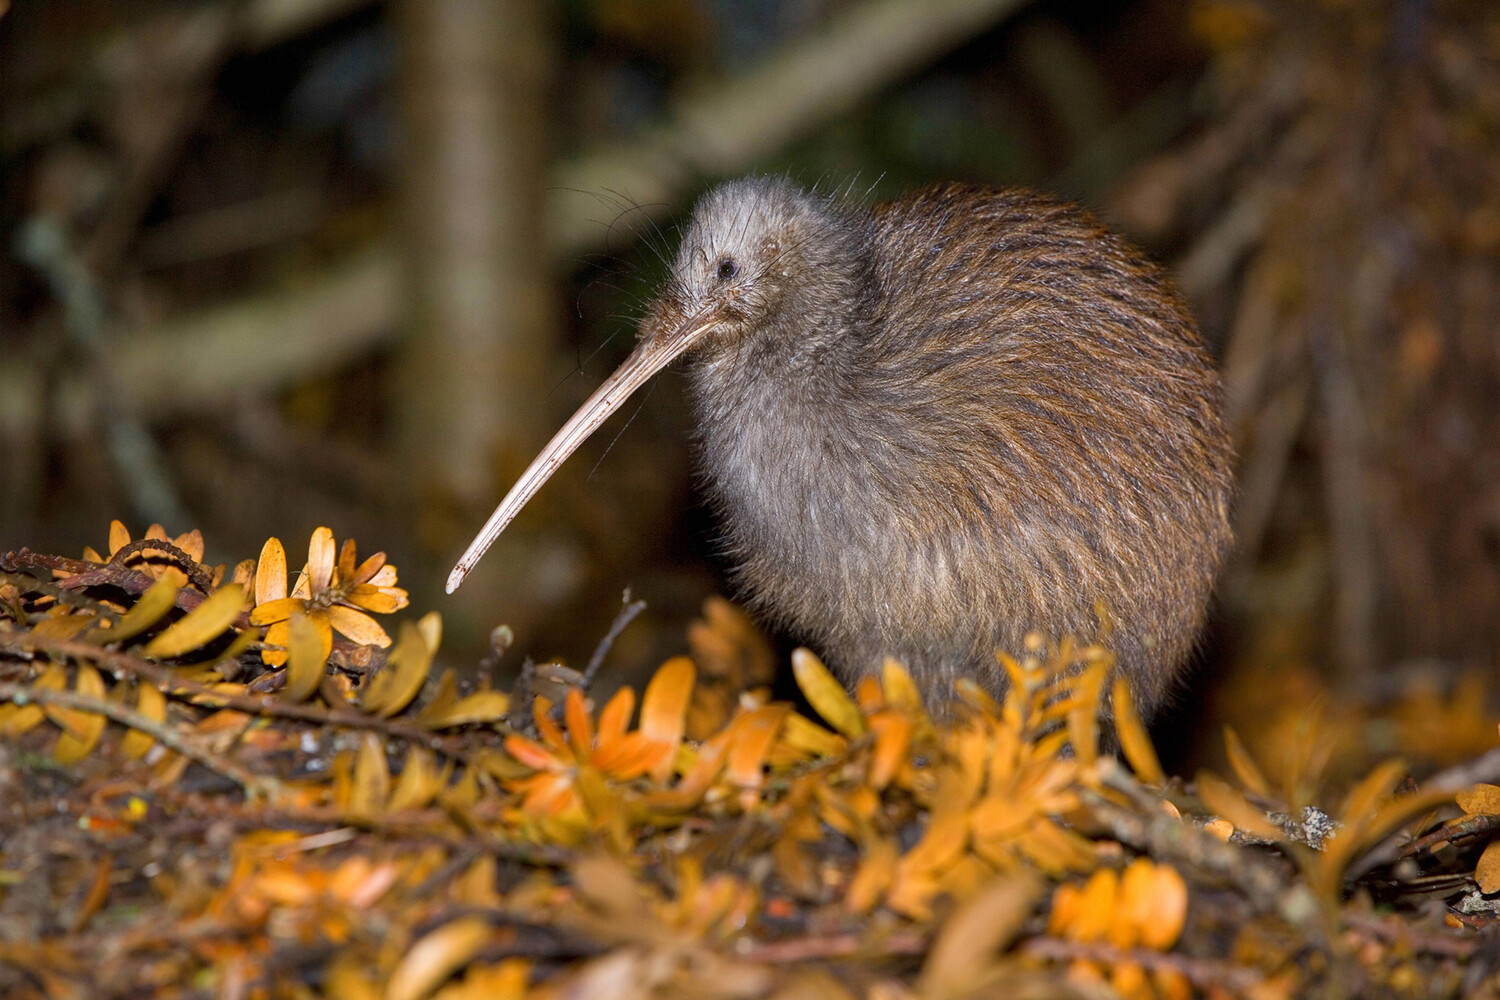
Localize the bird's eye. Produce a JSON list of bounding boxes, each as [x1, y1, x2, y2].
[[716, 258, 738, 282]]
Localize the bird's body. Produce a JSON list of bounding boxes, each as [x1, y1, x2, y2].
[[450, 177, 1234, 717]]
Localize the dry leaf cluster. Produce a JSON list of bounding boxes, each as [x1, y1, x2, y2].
[[3, 523, 1500, 998]]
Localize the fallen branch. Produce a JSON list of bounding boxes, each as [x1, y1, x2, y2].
[[0, 679, 276, 799], [0, 632, 474, 762], [1021, 937, 1267, 994]]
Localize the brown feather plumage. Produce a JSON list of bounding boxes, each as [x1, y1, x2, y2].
[[451, 176, 1234, 719], [663, 178, 1233, 715]]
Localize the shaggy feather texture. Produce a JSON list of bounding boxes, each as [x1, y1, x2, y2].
[[643, 177, 1234, 717]]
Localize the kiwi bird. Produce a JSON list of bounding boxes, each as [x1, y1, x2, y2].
[[448, 177, 1234, 717]]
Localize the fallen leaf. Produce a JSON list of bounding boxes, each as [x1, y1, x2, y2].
[[385, 915, 493, 1000], [918, 871, 1042, 997], [144, 584, 245, 658], [791, 648, 865, 738]]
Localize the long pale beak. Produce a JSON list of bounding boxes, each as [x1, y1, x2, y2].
[[446, 316, 717, 593]]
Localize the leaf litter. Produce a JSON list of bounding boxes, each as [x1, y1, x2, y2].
[[3, 523, 1500, 998]]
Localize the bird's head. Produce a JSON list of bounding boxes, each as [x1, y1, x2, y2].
[[447, 177, 868, 592], [643, 176, 870, 360]]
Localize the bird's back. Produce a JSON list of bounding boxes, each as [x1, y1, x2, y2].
[[693, 182, 1234, 715]]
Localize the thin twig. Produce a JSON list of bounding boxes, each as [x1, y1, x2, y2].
[[1345, 748, 1500, 880], [151, 789, 572, 867], [1418, 748, 1500, 798], [741, 931, 926, 963], [0, 570, 123, 621], [0, 632, 473, 762], [579, 591, 647, 692], [108, 538, 217, 595], [3, 549, 229, 620], [0, 680, 276, 799], [1090, 758, 1326, 939], [1021, 937, 1267, 994]]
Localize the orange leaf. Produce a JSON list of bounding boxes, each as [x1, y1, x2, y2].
[[1112, 677, 1165, 787], [504, 734, 561, 772], [53, 662, 107, 763], [121, 683, 165, 759], [342, 585, 403, 614], [780, 712, 846, 758], [845, 835, 897, 914], [593, 732, 670, 780], [564, 687, 594, 757], [90, 576, 179, 644], [596, 687, 635, 744], [645, 739, 727, 810], [254, 537, 287, 604], [1047, 883, 1081, 936], [534, 698, 566, 751], [1068, 868, 1118, 943], [325, 605, 391, 647], [725, 704, 791, 792], [1457, 784, 1500, 816], [640, 657, 695, 740], [108, 521, 130, 556], [954, 677, 1001, 716], [867, 710, 912, 791], [143, 584, 244, 658], [420, 690, 511, 729], [1153, 967, 1193, 1000], [1196, 770, 1282, 841], [173, 528, 205, 562], [1339, 758, 1408, 827], [261, 619, 291, 667], [388, 747, 444, 812], [349, 551, 387, 586], [5, 664, 63, 737], [415, 610, 441, 654], [1110, 962, 1149, 1000], [880, 657, 924, 715], [899, 804, 969, 876], [855, 674, 884, 713], [281, 611, 327, 703], [1477, 840, 1500, 894], [360, 621, 431, 717], [641, 656, 695, 781], [1137, 863, 1188, 951], [347, 732, 390, 820], [918, 872, 1042, 996], [791, 648, 864, 738], [1115, 859, 1162, 950], [1017, 820, 1096, 876], [307, 527, 335, 593], [249, 597, 302, 626], [337, 538, 358, 581], [1224, 726, 1272, 799], [385, 916, 493, 1000]]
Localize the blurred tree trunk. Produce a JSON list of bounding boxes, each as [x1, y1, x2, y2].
[[396, 0, 552, 512]]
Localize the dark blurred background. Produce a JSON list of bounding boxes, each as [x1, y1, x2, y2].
[[3, 0, 1498, 773]]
